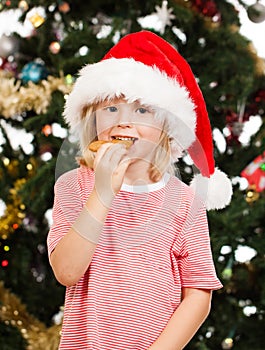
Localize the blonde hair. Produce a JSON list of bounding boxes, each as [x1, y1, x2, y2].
[[78, 100, 175, 182]]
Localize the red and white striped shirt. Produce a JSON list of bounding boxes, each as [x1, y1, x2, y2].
[[47, 165, 222, 349]]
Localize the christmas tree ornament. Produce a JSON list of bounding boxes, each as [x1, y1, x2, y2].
[[0, 57, 17, 75], [153, 1, 176, 34], [245, 185, 260, 203], [18, 0, 29, 11], [65, 73, 74, 85], [0, 34, 19, 58], [225, 111, 244, 146], [192, 0, 220, 20], [49, 41, 61, 54], [58, 1, 70, 13], [42, 124, 52, 136], [247, 1, 265, 23], [28, 12, 45, 29], [0, 282, 61, 349], [221, 337, 233, 349], [21, 61, 49, 83], [241, 152, 265, 192], [221, 329, 236, 349]]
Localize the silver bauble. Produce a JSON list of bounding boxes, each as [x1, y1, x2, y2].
[[247, 2, 265, 23], [0, 34, 19, 58]]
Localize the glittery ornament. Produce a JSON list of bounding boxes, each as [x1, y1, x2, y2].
[[247, 1, 265, 23], [21, 61, 49, 83]]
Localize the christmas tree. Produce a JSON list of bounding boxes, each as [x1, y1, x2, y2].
[[0, 0, 265, 349]]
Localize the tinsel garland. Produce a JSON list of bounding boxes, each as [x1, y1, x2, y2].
[[0, 72, 73, 118], [0, 178, 26, 240], [0, 282, 61, 350]]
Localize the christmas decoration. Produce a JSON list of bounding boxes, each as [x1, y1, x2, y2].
[[18, 0, 29, 12], [58, 1, 70, 14], [191, 0, 221, 21], [42, 124, 52, 136], [221, 337, 234, 349], [49, 41, 61, 54], [247, 1, 265, 23], [0, 282, 61, 349], [241, 152, 265, 192], [244, 185, 260, 203], [0, 178, 26, 240], [0, 34, 19, 58], [28, 12, 46, 28], [0, 57, 17, 75], [21, 61, 49, 83], [224, 99, 251, 146], [0, 71, 72, 118], [153, 1, 176, 35]]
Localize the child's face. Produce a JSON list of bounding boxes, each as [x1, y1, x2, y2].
[[95, 99, 164, 163]]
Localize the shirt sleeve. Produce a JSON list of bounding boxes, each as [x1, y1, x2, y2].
[[47, 169, 83, 258], [172, 196, 223, 290]]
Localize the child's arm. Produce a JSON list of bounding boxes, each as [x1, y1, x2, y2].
[[50, 143, 131, 287], [148, 287, 212, 350], [49, 187, 109, 287]]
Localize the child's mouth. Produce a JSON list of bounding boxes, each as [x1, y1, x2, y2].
[[112, 136, 138, 143]]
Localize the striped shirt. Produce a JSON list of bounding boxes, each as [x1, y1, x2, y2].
[[47, 165, 222, 349]]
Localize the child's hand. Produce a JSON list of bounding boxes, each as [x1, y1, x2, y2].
[[93, 142, 131, 206]]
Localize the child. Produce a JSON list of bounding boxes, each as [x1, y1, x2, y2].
[[47, 30, 232, 349]]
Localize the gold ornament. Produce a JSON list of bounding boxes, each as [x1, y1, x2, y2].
[[0, 282, 61, 350], [245, 185, 260, 204], [29, 13, 45, 28], [0, 178, 26, 239], [0, 71, 73, 118]]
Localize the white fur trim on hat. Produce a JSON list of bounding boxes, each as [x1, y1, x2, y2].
[[64, 58, 196, 151], [190, 168, 233, 210]]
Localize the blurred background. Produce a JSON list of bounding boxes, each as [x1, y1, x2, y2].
[[0, 0, 264, 349]]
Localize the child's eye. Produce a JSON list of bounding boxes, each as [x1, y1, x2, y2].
[[105, 106, 118, 112], [136, 107, 149, 114]]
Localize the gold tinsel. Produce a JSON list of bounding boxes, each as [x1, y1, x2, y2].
[[0, 282, 61, 350], [0, 71, 72, 118], [0, 178, 26, 240]]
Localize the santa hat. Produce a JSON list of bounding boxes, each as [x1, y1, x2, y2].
[[64, 30, 232, 210]]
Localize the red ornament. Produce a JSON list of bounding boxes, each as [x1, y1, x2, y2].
[[1, 260, 9, 267], [192, 0, 220, 18], [241, 151, 265, 192], [0, 57, 17, 75], [225, 110, 244, 146]]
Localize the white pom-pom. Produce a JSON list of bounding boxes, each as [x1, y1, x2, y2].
[[190, 168, 233, 210]]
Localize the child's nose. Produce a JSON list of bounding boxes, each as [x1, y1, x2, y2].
[[116, 111, 133, 127]]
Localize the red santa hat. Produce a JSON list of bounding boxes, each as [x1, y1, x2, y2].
[[64, 30, 232, 210]]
